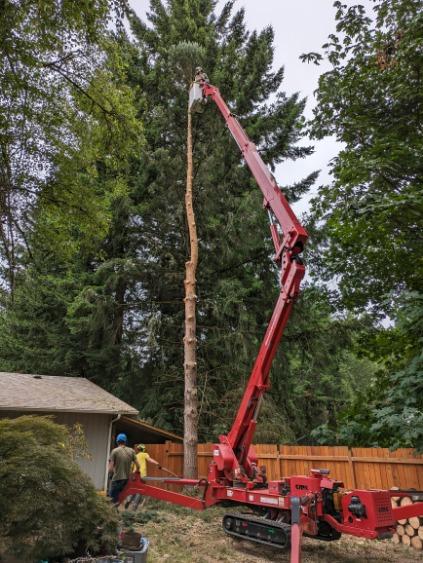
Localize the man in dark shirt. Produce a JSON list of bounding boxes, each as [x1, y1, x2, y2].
[[108, 433, 140, 506]]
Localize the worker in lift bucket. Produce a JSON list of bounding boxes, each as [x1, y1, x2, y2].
[[108, 433, 140, 506], [124, 443, 161, 510]]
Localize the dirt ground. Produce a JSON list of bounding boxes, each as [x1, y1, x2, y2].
[[128, 500, 423, 563]]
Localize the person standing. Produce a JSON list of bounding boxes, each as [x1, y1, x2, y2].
[[125, 444, 161, 510], [108, 433, 140, 506]]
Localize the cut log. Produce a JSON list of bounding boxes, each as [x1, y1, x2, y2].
[[409, 516, 420, 530], [405, 523, 416, 537], [402, 534, 411, 546], [391, 486, 400, 504], [418, 527, 423, 540], [398, 517, 407, 525], [397, 524, 405, 536], [410, 535, 423, 550], [392, 532, 400, 544]]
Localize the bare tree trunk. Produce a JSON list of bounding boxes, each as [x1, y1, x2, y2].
[[183, 99, 198, 479], [0, 144, 16, 299]]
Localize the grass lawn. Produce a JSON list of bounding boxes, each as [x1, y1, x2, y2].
[[125, 500, 422, 562]]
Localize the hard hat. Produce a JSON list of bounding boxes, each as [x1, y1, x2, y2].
[[136, 444, 146, 451], [116, 433, 127, 444]]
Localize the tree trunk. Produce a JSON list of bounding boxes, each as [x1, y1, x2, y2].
[[183, 99, 198, 479]]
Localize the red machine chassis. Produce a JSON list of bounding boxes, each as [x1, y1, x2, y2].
[[120, 74, 423, 562]]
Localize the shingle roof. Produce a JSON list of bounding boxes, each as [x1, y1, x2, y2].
[[0, 372, 138, 415]]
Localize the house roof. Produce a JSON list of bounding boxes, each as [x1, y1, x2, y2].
[[0, 372, 138, 415]]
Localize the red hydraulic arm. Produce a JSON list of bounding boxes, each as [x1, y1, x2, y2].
[[192, 72, 308, 477]]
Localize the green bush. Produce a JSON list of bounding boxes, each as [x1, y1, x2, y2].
[[0, 416, 118, 561]]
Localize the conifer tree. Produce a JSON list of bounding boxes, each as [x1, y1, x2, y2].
[[124, 0, 315, 437]]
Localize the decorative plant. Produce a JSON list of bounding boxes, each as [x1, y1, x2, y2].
[[0, 416, 118, 561]]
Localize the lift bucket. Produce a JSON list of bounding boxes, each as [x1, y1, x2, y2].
[[189, 82, 206, 113]]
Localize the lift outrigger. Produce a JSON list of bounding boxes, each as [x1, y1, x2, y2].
[[121, 69, 423, 563]]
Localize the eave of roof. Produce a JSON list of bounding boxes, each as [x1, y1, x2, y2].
[[122, 415, 183, 442], [0, 406, 137, 415]]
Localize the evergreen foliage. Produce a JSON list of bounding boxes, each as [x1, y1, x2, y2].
[[119, 0, 317, 436]]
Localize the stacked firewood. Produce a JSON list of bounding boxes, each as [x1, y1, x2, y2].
[[391, 492, 423, 550]]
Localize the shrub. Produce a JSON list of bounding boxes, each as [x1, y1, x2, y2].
[[0, 416, 118, 561]]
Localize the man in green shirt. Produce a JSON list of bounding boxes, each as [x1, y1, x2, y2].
[[108, 433, 140, 506]]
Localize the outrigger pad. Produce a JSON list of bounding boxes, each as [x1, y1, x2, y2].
[[189, 82, 206, 113]]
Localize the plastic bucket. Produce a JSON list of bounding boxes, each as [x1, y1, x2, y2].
[[120, 537, 149, 563]]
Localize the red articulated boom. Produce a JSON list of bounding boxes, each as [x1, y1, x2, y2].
[[121, 69, 423, 563]]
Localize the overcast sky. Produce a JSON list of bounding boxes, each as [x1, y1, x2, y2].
[[129, 0, 375, 215]]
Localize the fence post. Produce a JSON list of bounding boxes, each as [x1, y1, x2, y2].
[[278, 444, 284, 479], [347, 446, 357, 489]]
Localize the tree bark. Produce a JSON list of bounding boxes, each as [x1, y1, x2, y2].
[[183, 98, 198, 479]]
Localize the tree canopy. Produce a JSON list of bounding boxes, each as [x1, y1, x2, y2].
[[0, 0, 421, 451], [305, 0, 423, 449]]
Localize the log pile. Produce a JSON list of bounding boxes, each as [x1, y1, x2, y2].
[[391, 492, 423, 551]]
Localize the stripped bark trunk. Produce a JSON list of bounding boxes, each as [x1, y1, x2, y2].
[[183, 98, 198, 479]]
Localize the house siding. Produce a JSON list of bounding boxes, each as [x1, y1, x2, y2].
[[0, 411, 111, 489], [53, 412, 111, 489]]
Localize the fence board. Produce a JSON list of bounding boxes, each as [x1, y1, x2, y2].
[[142, 443, 423, 491], [256, 444, 279, 480]]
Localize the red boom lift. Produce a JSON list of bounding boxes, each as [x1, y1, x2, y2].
[[121, 70, 423, 562]]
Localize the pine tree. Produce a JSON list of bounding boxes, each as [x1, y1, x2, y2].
[[124, 0, 315, 437]]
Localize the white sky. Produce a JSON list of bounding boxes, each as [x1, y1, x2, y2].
[[129, 0, 375, 215]]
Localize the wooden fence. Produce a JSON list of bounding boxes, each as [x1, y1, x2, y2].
[[145, 443, 423, 490]]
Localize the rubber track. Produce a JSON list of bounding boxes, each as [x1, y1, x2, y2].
[[223, 512, 291, 550]]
